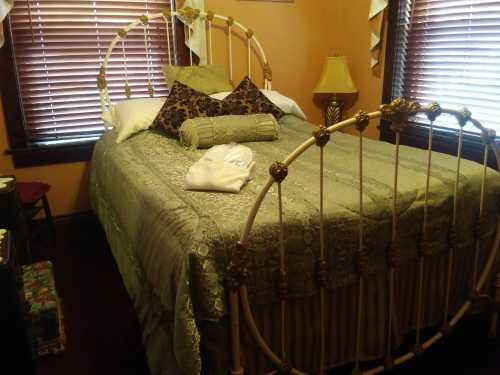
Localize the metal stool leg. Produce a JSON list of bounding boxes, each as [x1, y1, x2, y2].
[[41, 194, 56, 245]]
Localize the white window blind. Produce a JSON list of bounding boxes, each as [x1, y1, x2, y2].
[[392, 0, 500, 133], [9, 0, 175, 143]]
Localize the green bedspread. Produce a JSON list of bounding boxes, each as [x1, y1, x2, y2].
[[90, 115, 499, 375]]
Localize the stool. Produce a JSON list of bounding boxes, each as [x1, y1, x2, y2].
[[15, 182, 55, 249]]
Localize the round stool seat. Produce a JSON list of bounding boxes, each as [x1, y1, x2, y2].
[[16, 182, 51, 204]]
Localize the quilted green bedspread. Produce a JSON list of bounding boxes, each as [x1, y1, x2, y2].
[[90, 115, 499, 375]]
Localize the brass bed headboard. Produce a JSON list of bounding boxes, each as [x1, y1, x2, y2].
[[97, 7, 272, 114]]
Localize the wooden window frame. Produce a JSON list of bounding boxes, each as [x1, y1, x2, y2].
[[0, 13, 189, 168], [381, 0, 498, 169]]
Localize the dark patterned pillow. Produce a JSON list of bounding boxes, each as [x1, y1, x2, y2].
[[221, 76, 285, 119], [152, 80, 222, 138]]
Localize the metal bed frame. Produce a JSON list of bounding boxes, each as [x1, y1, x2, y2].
[[234, 100, 499, 374], [96, 8, 500, 374]]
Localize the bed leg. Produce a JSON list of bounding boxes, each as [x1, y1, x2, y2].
[[488, 270, 500, 338], [229, 289, 244, 375]]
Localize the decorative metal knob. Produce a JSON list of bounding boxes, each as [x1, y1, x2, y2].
[[269, 162, 288, 183], [313, 125, 330, 147]]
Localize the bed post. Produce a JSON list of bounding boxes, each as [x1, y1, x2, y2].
[[229, 290, 243, 374], [489, 267, 500, 338], [226, 243, 248, 375], [487, 135, 500, 339]]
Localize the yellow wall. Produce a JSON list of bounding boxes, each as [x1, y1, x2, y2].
[[329, 0, 387, 139], [0, 0, 386, 215], [0, 101, 91, 216], [206, 0, 333, 125]]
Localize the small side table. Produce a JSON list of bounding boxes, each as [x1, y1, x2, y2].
[[0, 175, 31, 264]]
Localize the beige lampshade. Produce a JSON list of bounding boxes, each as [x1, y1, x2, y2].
[[313, 56, 358, 94]]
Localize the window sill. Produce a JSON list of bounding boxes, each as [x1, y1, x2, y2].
[[379, 120, 498, 170], [5, 140, 96, 168]]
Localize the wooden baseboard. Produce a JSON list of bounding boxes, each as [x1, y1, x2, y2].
[[33, 210, 97, 227]]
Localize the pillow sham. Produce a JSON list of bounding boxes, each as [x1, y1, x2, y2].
[[211, 89, 307, 120], [152, 80, 222, 138], [162, 64, 233, 95], [179, 114, 280, 149], [220, 76, 285, 119], [102, 97, 166, 143]]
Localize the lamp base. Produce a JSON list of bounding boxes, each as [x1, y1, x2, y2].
[[325, 95, 343, 126]]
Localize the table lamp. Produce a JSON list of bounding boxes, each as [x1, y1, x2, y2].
[[313, 56, 358, 126]]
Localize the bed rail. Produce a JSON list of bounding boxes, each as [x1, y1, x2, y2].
[[230, 99, 500, 375], [96, 7, 272, 114]]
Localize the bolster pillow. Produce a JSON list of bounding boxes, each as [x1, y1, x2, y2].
[[179, 114, 280, 149]]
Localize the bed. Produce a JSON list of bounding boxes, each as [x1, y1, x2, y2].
[[90, 7, 500, 375]]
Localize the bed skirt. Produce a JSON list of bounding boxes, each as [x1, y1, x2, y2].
[[91, 172, 492, 375], [201, 251, 489, 374]]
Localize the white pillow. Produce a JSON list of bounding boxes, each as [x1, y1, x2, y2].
[[210, 90, 307, 120], [102, 98, 166, 143]]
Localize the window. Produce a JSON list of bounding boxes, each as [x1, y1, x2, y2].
[[0, 0, 184, 167], [382, 0, 500, 165]]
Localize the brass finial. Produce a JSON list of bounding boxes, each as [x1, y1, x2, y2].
[[413, 343, 424, 357], [206, 10, 215, 21], [277, 361, 292, 375], [263, 63, 272, 81], [246, 28, 254, 39], [117, 29, 127, 38], [386, 241, 399, 267], [354, 110, 370, 133], [380, 98, 420, 133], [455, 107, 471, 127], [356, 245, 369, 275], [425, 101, 442, 122], [124, 84, 131, 99], [269, 161, 288, 183], [97, 65, 107, 90], [177, 7, 199, 23], [313, 125, 330, 147], [226, 16, 234, 27], [225, 243, 249, 291]]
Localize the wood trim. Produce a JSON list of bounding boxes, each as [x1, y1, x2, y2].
[[5, 140, 95, 167], [174, 17, 194, 66], [173, 1, 195, 66], [50, 210, 96, 227], [380, 0, 400, 147], [381, 0, 400, 105], [0, 18, 27, 150], [380, 123, 498, 170]]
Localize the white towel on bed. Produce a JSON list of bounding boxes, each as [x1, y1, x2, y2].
[[185, 144, 255, 193]]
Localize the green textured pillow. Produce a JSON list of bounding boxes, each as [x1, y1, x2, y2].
[[179, 114, 280, 149], [162, 64, 233, 95]]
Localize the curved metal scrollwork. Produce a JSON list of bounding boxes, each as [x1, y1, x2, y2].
[[236, 98, 500, 375], [97, 9, 272, 114]]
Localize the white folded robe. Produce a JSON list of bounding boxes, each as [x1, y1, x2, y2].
[[185, 144, 255, 193], [185, 160, 255, 193]]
